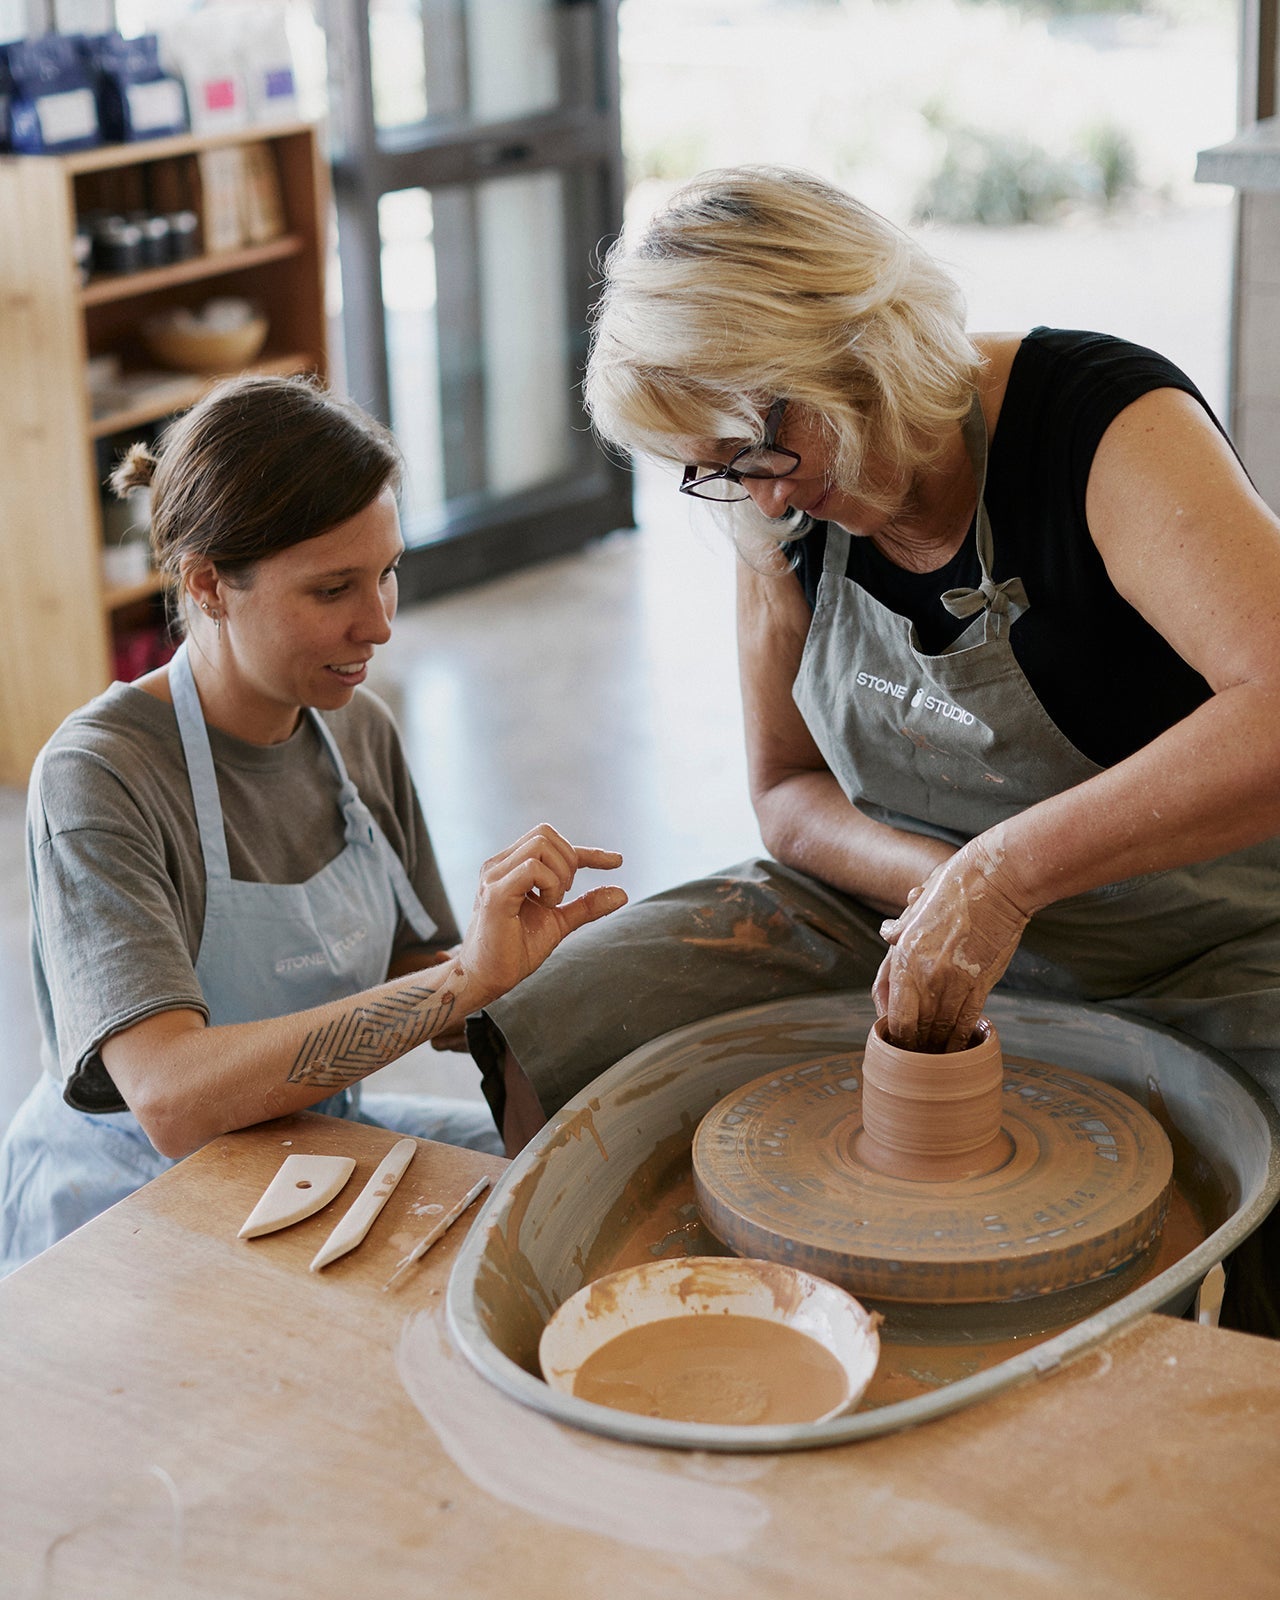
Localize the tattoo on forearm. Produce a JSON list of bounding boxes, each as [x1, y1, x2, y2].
[[286, 984, 458, 1089]]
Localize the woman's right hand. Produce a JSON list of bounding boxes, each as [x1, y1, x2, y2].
[[455, 824, 627, 1008], [103, 826, 624, 1158], [873, 835, 1031, 1051]]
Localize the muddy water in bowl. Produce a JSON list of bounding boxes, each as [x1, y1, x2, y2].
[[539, 1256, 880, 1427], [573, 1312, 852, 1424]]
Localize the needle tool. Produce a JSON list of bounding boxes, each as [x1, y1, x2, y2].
[[381, 1176, 490, 1292]]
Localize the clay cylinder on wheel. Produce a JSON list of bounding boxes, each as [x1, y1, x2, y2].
[[857, 1016, 1009, 1183]]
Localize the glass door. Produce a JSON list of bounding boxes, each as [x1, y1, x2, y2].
[[322, 0, 631, 598]]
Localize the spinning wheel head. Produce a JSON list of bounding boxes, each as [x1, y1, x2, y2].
[[692, 1020, 1174, 1304]]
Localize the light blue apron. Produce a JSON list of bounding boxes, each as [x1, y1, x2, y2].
[[1, 644, 496, 1275]]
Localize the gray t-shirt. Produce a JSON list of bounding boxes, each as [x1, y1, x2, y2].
[[27, 682, 461, 1112]]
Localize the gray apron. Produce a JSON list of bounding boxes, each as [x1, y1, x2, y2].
[[792, 396, 1280, 1106], [475, 395, 1280, 1133], [0, 644, 490, 1275]]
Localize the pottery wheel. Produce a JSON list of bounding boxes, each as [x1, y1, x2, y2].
[[692, 1052, 1174, 1303]]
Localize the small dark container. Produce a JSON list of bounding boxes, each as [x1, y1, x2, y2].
[[165, 210, 200, 261], [94, 217, 144, 275], [136, 214, 171, 267]]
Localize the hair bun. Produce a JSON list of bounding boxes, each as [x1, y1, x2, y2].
[[109, 442, 158, 498]]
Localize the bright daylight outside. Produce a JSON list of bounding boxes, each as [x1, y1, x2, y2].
[[620, 0, 1238, 418], [367, 0, 1239, 534]]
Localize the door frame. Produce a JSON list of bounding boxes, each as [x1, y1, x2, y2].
[[320, 0, 633, 602]]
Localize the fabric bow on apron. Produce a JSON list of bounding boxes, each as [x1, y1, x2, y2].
[[791, 391, 1280, 1106]]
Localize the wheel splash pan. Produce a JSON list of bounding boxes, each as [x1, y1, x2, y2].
[[446, 993, 1279, 1452]]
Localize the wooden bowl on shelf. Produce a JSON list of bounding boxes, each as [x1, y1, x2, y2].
[[142, 312, 269, 375]]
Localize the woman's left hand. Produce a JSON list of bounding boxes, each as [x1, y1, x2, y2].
[[874, 836, 1030, 1051], [457, 824, 626, 1008]]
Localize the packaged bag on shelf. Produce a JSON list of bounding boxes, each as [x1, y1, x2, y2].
[[196, 144, 248, 253], [237, 3, 300, 125], [194, 138, 286, 255], [160, 10, 247, 134], [78, 31, 188, 142], [3, 32, 102, 152], [239, 141, 286, 243]]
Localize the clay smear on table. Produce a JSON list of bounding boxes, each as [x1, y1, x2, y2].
[[572, 1314, 849, 1425]]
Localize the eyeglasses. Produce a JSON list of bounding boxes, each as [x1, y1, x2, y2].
[[679, 398, 801, 501]]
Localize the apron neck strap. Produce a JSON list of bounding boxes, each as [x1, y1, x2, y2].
[[817, 394, 996, 591], [307, 711, 374, 842], [959, 390, 995, 579], [169, 642, 232, 880], [822, 522, 852, 575], [306, 707, 356, 794], [170, 645, 363, 879], [941, 392, 1029, 636]]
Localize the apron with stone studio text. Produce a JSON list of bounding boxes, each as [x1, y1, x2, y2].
[[791, 396, 1280, 1106]]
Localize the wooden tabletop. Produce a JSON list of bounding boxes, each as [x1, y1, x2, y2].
[[2, 1112, 1278, 1600]]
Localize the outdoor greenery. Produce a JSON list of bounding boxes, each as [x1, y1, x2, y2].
[[913, 116, 1140, 224], [620, 0, 1233, 228]]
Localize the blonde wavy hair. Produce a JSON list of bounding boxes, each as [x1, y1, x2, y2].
[[584, 167, 981, 537]]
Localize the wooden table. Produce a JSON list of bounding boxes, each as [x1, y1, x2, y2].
[[2, 1113, 1278, 1600]]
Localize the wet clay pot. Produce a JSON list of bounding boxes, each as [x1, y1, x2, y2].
[[856, 1016, 1012, 1183]]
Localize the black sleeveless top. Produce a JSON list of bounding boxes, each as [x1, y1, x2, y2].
[[786, 328, 1218, 768]]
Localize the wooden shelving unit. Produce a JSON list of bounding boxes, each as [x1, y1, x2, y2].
[[0, 122, 329, 787]]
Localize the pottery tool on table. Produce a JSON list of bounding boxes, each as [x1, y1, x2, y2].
[[238, 1153, 357, 1239], [693, 1016, 1174, 1304], [310, 1137, 418, 1272], [382, 1176, 490, 1292]]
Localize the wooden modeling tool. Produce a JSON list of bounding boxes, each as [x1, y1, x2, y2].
[[693, 1017, 1174, 1304], [382, 1177, 490, 1292], [309, 1137, 418, 1272], [238, 1154, 357, 1239]]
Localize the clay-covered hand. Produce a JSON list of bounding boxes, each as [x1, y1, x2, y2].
[[456, 824, 626, 1007], [873, 836, 1030, 1051]]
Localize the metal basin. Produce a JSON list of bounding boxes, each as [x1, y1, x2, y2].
[[447, 992, 1280, 1452]]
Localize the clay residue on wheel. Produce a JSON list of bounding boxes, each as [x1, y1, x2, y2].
[[573, 1117, 722, 1287], [473, 1146, 556, 1374]]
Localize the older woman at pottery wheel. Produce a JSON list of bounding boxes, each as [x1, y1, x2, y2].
[[466, 166, 1280, 1335]]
